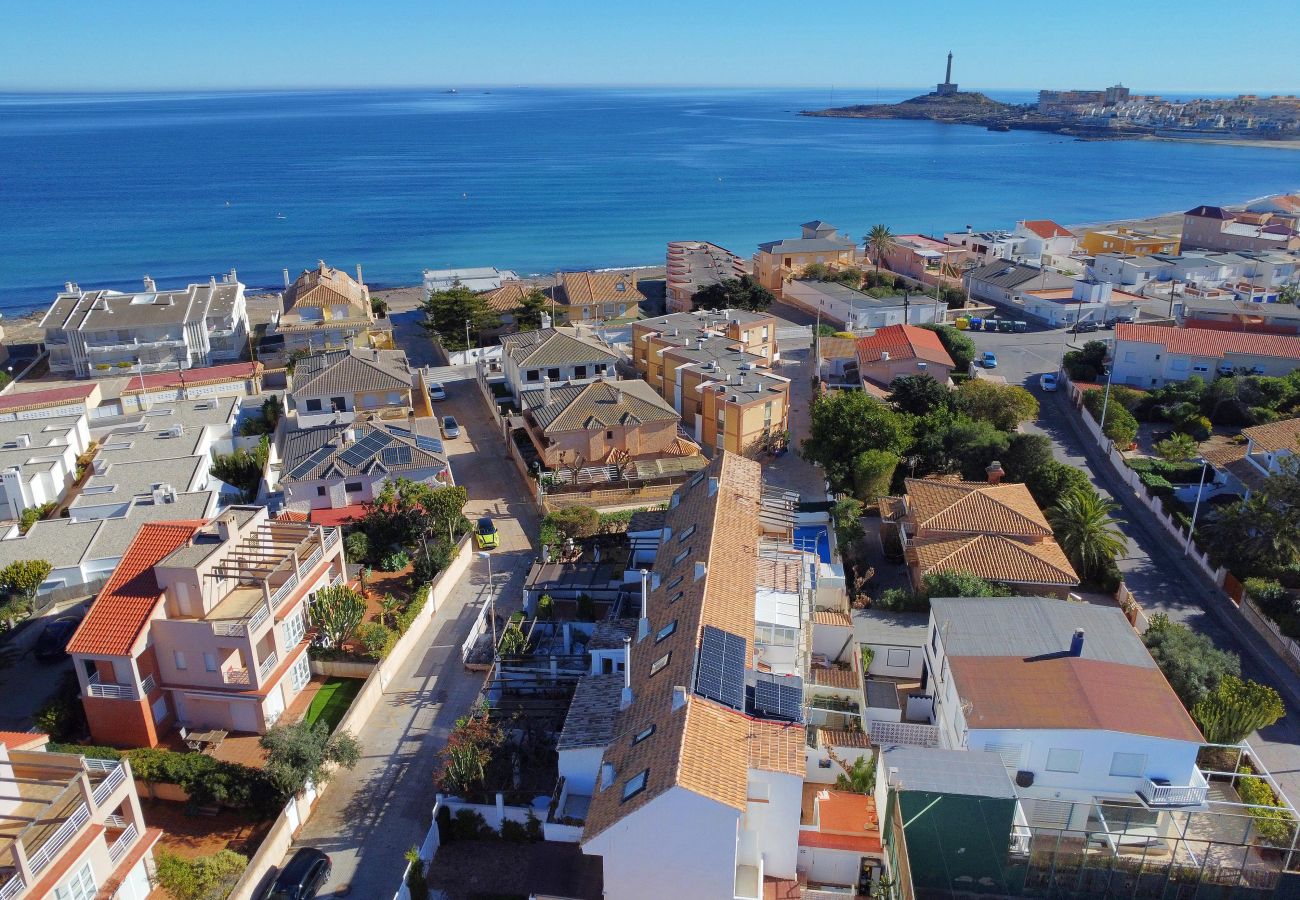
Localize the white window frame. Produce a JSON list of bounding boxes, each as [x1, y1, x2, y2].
[[54, 862, 96, 900], [291, 654, 310, 691], [1046, 748, 1083, 773], [1110, 752, 1147, 778], [174, 650, 187, 671]]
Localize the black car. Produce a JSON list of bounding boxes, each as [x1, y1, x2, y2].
[[262, 848, 331, 900], [1070, 321, 1100, 334], [34, 616, 80, 663]]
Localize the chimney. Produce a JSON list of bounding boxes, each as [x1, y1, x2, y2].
[[880, 351, 890, 362], [229, 268, 238, 284], [985, 460, 1005, 484], [620, 637, 634, 710], [637, 569, 650, 640], [14, 434, 29, 449], [672, 685, 688, 711], [356, 264, 364, 285], [216, 512, 237, 543], [696, 336, 706, 351], [1070, 628, 1086, 657], [966, 224, 973, 234], [143, 275, 156, 292], [543, 376, 552, 406], [283, 268, 291, 289], [614, 384, 624, 405], [540, 311, 552, 329], [64, 281, 75, 293], [346, 334, 356, 351]]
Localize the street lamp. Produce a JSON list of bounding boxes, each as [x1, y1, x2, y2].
[[465, 319, 472, 360], [1185, 457, 1210, 556], [478, 550, 497, 647]]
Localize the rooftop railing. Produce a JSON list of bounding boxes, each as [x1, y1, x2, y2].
[[26, 802, 90, 875]]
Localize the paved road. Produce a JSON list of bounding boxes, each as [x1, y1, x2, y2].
[[290, 374, 539, 897], [964, 325, 1300, 802]]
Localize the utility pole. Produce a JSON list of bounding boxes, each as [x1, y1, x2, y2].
[[1185, 457, 1209, 555]]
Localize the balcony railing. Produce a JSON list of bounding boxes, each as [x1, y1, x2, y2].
[[140, 673, 156, 695], [27, 802, 90, 874], [211, 600, 271, 638], [104, 814, 127, 829], [91, 761, 127, 807], [1139, 770, 1210, 807], [0, 874, 26, 900], [867, 720, 944, 749], [299, 545, 323, 574], [86, 671, 151, 701], [108, 822, 139, 865], [270, 572, 300, 607], [223, 667, 250, 686], [258, 651, 279, 682]]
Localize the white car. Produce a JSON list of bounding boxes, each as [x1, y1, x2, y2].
[[428, 381, 447, 401], [1040, 373, 1058, 392]]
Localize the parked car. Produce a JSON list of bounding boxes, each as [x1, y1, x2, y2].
[[428, 381, 447, 401], [1039, 373, 1058, 392], [261, 848, 331, 900], [982, 351, 998, 368], [1105, 315, 1133, 328], [442, 416, 461, 439], [34, 616, 81, 663], [475, 516, 500, 550], [1070, 321, 1099, 334]]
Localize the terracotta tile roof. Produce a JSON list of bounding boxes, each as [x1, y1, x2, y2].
[[819, 337, 858, 359], [799, 830, 884, 853], [276, 510, 310, 522], [756, 557, 802, 593], [1021, 219, 1073, 239], [951, 654, 1202, 741], [819, 727, 871, 749], [66, 521, 205, 657], [747, 718, 807, 776], [0, 384, 96, 413], [480, 280, 538, 312], [879, 496, 907, 521], [121, 362, 261, 394], [810, 666, 860, 689], [559, 271, 647, 307], [1115, 323, 1300, 361], [908, 533, 1079, 587], [1200, 441, 1248, 468], [520, 379, 679, 434], [500, 327, 618, 368], [0, 731, 48, 750], [817, 788, 880, 835], [903, 478, 1053, 538], [282, 261, 370, 311], [813, 610, 852, 627], [856, 325, 954, 368], [558, 674, 625, 751], [291, 348, 411, 397], [1243, 416, 1300, 454]]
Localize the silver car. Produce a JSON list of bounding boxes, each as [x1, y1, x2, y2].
[[442, 415, 461, 439], [428, 381, 447, 401]]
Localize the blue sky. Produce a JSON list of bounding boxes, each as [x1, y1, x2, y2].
[[4, 1, 1294, 94]]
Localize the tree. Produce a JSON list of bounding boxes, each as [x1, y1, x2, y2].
[[1062, 340, 1109, 382], [865, 224, 897, 274], [515, 288, 550, 331], [1204, 456, 1300, 577], [421, 484, 470, 544], [420, 284, 500, 351], [832, 498, 866, 564], [1154, 432, 1199, 463], [309, 585, 366, 649], [0, 559, 53, 619], [260, 720, 361, 799], [359, 477, 451, 551], [1142, 613, 1241, 708], [909, 409, 1008, 480], [1002, 433, 1055, 483], [209, 436, 269, 502], [919, 570, 1007, 601], [1192, 675, 1285, 744], [888, 374, 953, 416], [1047, 485, 1128, 581], [801, 391, 912, 492], [542, 507, 600, 545], [371, 296, 389, 318], [344, 531, 371, 565], [1025, 459, 1092, 509], [691, 275, 775, 312], [852, 450, 900, 504], [955, 380, 1040, 431], [833, 750, 877, 794], [154, 848, 248, 900], [918, 323, 976, 372], [436, 706, 504, 796], [1082, 388, 1139, 447]]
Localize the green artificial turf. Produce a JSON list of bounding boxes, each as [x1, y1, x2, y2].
[[303, 677, 364, 733]]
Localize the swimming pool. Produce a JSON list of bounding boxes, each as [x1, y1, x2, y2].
[[792, 525, 831, 563]]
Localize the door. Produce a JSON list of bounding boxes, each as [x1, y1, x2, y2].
[[231, 701, 260, 733], [263, 686, 286, 727], [151, 694, 170, 725]]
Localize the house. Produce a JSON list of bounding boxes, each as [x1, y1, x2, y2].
[[1111, 323, 1300, 387], [422, 266, 519, 294], [817, 337, 860, 388], [1079, 227, 1180, 257], [275, 418, 451, 513], [0, 732, 161, 900], [665, 241, 747, 313], [114, 361, 264, 417], [0, 412, 90, 519], [882, 473, 1079, 597], [1180, 296, 1300, 335], [553, 271, 646, 324], [963, 260, 1075, 311], [288, 347, 416, 427], [1206, 416, 1300, 500], [879, 234, 968, 285], [478, 280, 540, 331], [271, 261, 393, 355], [754, 221, 859, 295], [782, 280, 943, 330], [41, 272, 249, 379], [0, 383, 101, 423], [518, 377, 698, 471], [66, 507, 346, 747], [942, 227, 1021, 264], [1091, 253, 1175, 288], [1015, 279, 1156, 328], [500, 328, 619, 400], [855, 325, 955, 391], [1181, 205, 1300, 253], [854, 609, 927, 680], [1012, 220, 1078, 263]]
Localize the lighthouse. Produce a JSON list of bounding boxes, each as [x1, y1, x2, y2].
[[936, 50, 959, 96]]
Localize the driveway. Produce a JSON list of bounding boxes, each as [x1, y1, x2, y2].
[[289, 375, 538, 897]]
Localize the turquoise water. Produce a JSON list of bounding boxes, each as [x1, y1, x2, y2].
[[2, 87, 1297, 314]]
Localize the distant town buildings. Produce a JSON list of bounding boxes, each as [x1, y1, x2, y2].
[[1181, 205, 1300, 253], [1079, 226, 1181, 257], [1112, 323, 1300, 387], [665, 241, 746, 313]]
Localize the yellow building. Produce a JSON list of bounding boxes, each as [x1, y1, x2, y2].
[[1080, 227, 1180, 257], [753, 221, 859, 295]]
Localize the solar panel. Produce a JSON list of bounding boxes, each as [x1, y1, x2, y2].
[[695, 625, 746, 710], [381, 446, 413, 466], [385, 425, 444, 455], [338, 430, 392, 467], [752, 674, 804, 723], [287, 445, 336, 480]]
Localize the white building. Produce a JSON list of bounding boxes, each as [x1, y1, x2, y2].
[[1011, 220, 1078, 265], [499, 328, 619, 400], [1111, 323, 1300, 387], [0, 412, 90, 520], [41, 273, 249, 379], [782, 280, 944, 330], [943, 227, 1022, 264], [1091, 253, 1174, 288], [422, 266, 519, 294], [963, 260, 1075, 310]]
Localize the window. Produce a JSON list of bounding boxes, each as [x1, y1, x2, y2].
[[1046, 748, 1083, 773], [650, 652, 670, 676], [1193, 364, 1209, 373], [285, 610, 306, 647], [362, 394, 380, 409], [1110, 752, 1147, 778], [672, 548, 690, 565], [291, 654, 310, 691], [886, 648, 911, 668], [632, 725, 655, 745], [1171, 358, 1188, 372], [305, 398, 323, 412], [527, 369, 540, 382], [548, 368, 561, 381], [387, 392, 402, 405], [669, 591, 684, 605], [575, 366, 587, 379], [678, 525, 696, 543], [622, 769, 648, 801], [931, 628, 939, 652], [345, 481, 363, 493], [54, 862, 96, 900], [606, 430, 614, 440], [656, 620, 677, 642], [173, 650, 187, 671], [203, 652, 217, 673], [666, 575, 684, 591], [316, 486, 327, 496]]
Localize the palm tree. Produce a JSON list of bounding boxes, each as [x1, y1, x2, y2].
[[865, 224, 897, 275], [1048, 485, 1128, 579]]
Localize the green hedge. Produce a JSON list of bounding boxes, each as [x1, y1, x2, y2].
[[1139, 473, 1175, 496], [1238, 766, 1297, 846]]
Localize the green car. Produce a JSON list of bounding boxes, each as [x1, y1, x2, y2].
[[475, 516, 499, 550]]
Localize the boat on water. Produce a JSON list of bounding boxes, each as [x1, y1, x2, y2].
[[275, 213, 286, 219]]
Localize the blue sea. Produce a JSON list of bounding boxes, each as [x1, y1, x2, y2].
[[2, 87, 1297, 315]]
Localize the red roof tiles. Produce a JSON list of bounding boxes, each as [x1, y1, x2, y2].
[[856, 325, 954, 368], [0, 384, 97, 413], [66, 521, 204, 657], [120, 362, 260, 393], [1020, 219, 1073, 239], [1116, 323, 1300, 361]]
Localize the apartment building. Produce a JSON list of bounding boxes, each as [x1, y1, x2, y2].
[[754, 222, 859, 295], [272, 261, 393, 354], [1079, 227, 1181, 257], [881, 474, 1079, 597], [632, 310, 778, 377], [1181, 296, 1300, 335], [422, 266, 519, 294], [665, 241, 747, 313], [66, 507, 345, 747], [0, 384, 101, 424], [942, 226, 1020, 264], [500, 328, 619, 399], [782, 281, 943, 330], [0, 732, 159, 900], [879, 234, 968, 284], [0, 412, 90, 520], [854, 325, 956, 392], [289, 347, 416, 427], [1111, 323, 1300, 387], [1182, 205, 1300, 253], [275, 418, 451, 512], [41, 273, 249, 379], [553, 271, 646, 324]]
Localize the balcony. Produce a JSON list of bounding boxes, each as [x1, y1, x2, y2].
[[86, 671, 154, 700], [1138, 769, 1210, 808], [202, 522, 340, 623], [108, 822, 139, 864], [258, 650, 279, 682]]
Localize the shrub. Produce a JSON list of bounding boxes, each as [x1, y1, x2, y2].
[[405, 847, 429, 900], [1246, 578, 1292, 619], [359, 622, 395, 659], [378, 550, 410, 572], [34, 672, 87, 743], [47, 742, 122, 760], [394, 583, 431, 635], [543, 507, 599, 543], [344, 531, 371, 564], [500, 817, 531, 842], [874, 587, 927, 613], [451, 808, 494, 841], [125, 748, 278, 816], [1238, 766, 1297, 846], [1139, 473, 1175, 496], [154, 849, 248, 900], [536, 594, 555, 620], [1082, 389, 1138, 446]]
